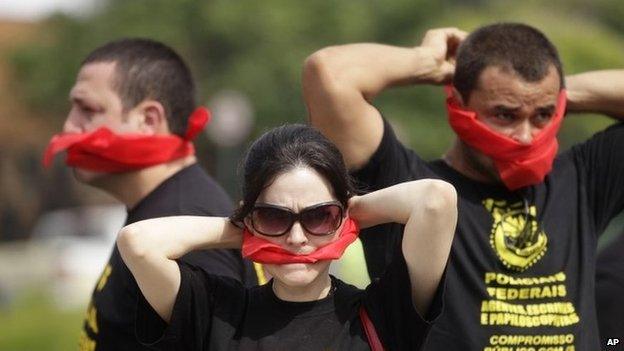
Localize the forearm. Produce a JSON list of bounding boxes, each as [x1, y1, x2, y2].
[[349, 179, 457, 315], [566, 70, 624, 119], [117, 216, 241, 262], [305, 43, 439, 100], [401, 184, 457, 315], [348, 179, 453, 228], [116, 216, 241, 322], [303, 28, 465, 170]]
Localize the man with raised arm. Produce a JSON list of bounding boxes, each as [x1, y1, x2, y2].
[[44, 38, 257, 351], [304, 23, 624, 350]]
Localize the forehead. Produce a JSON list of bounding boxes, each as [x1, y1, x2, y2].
[[70, 62, 118, 99], [471, 65, 560, 107], [257, 167, 336, 209]]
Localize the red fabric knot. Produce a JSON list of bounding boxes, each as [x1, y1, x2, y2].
[[42, 107, 211, 172], [184, 107, 211, 140]]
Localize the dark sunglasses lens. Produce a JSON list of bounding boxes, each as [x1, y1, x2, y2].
[[251, 207, 292, 235], [301, 204, 342, 235]]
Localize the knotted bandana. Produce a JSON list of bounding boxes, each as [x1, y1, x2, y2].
[[446, 87, 566, 190], [43, 107, 210, 172]]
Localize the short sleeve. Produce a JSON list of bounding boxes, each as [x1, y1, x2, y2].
[[362, 249, 445, 350], [351, 117, 435, 280], [179, 249, 255, 286], [573, 122, 624, 233], [135, 262, 246, 351], [351, 117, 432, 192]]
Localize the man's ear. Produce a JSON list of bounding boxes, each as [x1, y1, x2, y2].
[[134, 100, 168, 134], [452, 87, 467, 108]]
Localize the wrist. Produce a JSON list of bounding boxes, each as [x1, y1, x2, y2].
[[411, 47, 449, 85], [229, 217, 244, 229]]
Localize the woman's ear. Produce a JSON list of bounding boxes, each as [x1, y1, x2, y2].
[[243, 216, 252, 231]]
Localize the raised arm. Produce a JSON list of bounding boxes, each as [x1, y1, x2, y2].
[[116, 216, 242, 322], [566, 70, 624, 119], [348, 179, 457, 315], [303, 28, 466, 170]]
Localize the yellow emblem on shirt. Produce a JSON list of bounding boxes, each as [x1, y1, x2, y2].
[[484, 199, 547, 271]]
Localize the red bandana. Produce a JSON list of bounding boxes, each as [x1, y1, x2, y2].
[[43, 107, 210, 172], [445, 87, 567, 190], [241, 217, 359, 264]]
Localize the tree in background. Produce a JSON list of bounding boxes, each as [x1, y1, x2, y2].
[[2, 2, 624, 350], [4, 0, 624, 240]]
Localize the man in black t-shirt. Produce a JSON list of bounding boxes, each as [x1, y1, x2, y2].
[[47, 38, 257, 351], [596, 233, 624, 351], [304, 24, 624, 350]]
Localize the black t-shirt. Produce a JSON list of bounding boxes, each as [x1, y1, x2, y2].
[[79, 164, 257, 351], [352, 118, 624, 351], [596, 232, 624, 350], [136, 251, 443, 351]]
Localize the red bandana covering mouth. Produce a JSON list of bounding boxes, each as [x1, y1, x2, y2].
[[242, 217, 359, 264], [42, 107, 210, 172], [445, 86, 567, 190]]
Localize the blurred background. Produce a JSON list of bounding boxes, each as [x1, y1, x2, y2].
[[1, 0, 623, 349]]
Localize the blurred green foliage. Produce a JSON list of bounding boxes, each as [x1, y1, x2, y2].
[[0, 288, 83, 351], [4, 0, 624, 347], [11, 0, 624, 159]]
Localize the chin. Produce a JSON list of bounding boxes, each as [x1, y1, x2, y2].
[[72, 168, 107, 185], [463, 144, 501, 182], [266, 261, 329, 287]]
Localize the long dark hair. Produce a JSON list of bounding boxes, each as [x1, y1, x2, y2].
[[230, 124, 354, 222]]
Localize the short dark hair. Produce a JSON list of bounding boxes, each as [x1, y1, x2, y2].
[[82, 38, 196, 136], [453, 23, 564, 103], [231, 124, 354, 223]]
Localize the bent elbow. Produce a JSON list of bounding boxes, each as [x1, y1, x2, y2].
[[117, 224, 148, 264], [303, 48, 343, 90], [421, 180, 457, 215], [304, 49, 331, 77]]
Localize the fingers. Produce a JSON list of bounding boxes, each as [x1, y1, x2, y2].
[[346, 195, 363, 222], [417, 27, 468, 84], [435, 61, 455, 85], [421, 27, 468, 61], [347, 195, 360, 211], [445, 29, 467, 63]]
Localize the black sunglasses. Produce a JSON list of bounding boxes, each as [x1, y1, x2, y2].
[[249, 201, 344, 237]]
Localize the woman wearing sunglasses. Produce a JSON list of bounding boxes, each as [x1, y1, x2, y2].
[[117, 124, 457, 350]]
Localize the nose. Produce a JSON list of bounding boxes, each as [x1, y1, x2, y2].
[[63, 119, 80, 133], [511, 121, 534, 145], [62, 112, 82, 133], [285, 222, 308, 247]]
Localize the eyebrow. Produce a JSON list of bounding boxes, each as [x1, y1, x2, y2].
[[490, 104, 557, 114], [254, 201, 341, 211], [492, 105, 521, 113], [69, 95, 95, 108], [536, 105, 556, 114]]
